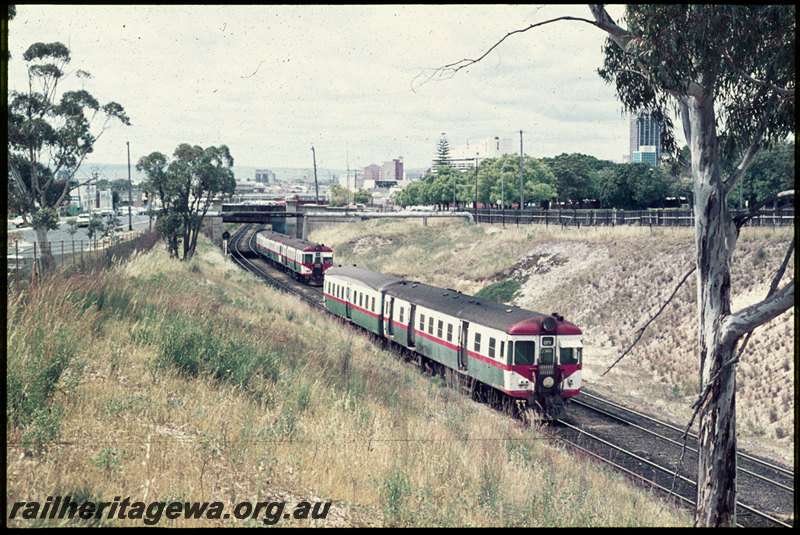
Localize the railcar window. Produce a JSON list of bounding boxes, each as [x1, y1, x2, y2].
[[474, 333, 481, 353], [372, 297, 376, 312], [540, 347, 555, 364], [419, 314, 425, 331], [560, 347, 581, 365], [500, 341, 505, 359], [514, 341, 536, 365], [304, 254, 313, 264], [488, 338, 496, 358], [399, 307, 404, 323], [542, 336, 554, 347], [447, 324, 453, 342], [429, 317, 434, 334], [359, 294, 363, 308], [323, 255, 332, 264], [437, 320, 443, 339]]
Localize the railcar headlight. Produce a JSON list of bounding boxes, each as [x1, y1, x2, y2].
[[542, 377, 555, 388], [543, 317, 556, 331]]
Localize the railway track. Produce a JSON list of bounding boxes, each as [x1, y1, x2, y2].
[[555, 392, 793, 527], [226, 223, 794, 527]]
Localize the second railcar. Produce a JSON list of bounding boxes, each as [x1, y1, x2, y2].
[[255, 229, 333, 285]]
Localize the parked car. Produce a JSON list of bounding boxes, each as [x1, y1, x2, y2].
[[9, 215, 27, 228]]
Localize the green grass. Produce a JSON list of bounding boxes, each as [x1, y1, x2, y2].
[[474, 278, 521, 304], [6, 232, 692, 527]]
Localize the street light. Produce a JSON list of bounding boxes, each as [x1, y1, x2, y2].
[[127, 141, 133, 231], [500, 160, 511, 228], [474, 153, 479, 222]]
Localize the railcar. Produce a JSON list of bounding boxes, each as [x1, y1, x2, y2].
[[255, 229, 333, 286], [323, 265, 582, 419]]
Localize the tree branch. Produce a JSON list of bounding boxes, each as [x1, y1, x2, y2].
[[722, 95, 776, 196], [420, 15, 601, 85], [684, 237, 795, 436], [733, 190, 794, 230], [722, 52, 796, 100], [601, 265, 696, 376], [721, 280, 794, 348]]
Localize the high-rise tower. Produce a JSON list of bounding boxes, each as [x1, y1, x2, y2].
[[629, 112, 662, 165]]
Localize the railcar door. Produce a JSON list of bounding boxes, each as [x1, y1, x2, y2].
[[386, 297, 394, 336], [458, 321, 469, 370], [312, 248, 323, 284], [536, 340, 558, 394], [345, 287, 352, 320], [408, 304, 416, 347]]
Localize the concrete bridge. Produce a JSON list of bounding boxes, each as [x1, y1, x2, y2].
[[221, 201, 474, 239]]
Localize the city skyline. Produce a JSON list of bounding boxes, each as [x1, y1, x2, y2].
[[8, 5, 646, 172]]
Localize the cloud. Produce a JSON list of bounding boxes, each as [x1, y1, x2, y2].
[[9, 4, 635, 170]]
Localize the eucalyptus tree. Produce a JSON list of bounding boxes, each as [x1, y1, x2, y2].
[[7, 41, 130, 268], [592, 6, 794, 525], [482, 155, 557, 209], [137, 144, 236, 260], [430, 5, 794, 526]]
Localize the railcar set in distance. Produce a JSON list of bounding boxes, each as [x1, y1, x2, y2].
[[255, 229, 334, 286], [253, 229, 583, 419]]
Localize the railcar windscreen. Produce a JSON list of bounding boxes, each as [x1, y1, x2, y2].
[[560, 347, 582, 365], [514, 341, 536, 365]]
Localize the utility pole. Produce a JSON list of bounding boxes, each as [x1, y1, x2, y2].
[[346, 150, 350, 206], [311, 146, 319, 204], [519, 130, 524, 211], [126, 141, 133, 231], [474, 153, 479, 222]]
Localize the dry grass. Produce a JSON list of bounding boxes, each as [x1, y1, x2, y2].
[[7, 233, 690, 527], [311, 220, 795, 463]]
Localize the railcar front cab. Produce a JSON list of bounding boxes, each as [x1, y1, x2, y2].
[[299, 245, 333, 285], [507, 313, 582, 420]]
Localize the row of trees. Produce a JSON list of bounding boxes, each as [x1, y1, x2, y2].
[[328, 183, 372, 207], [394, 142, 793, 211]]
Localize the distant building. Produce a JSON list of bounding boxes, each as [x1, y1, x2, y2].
[[255, 169, 276, 183], [69, 183, 97, 213], [434, 136, 514, 172], [381, 157, 404, 182], [363, 164, 381, 182], [629, 112, 662, 165]]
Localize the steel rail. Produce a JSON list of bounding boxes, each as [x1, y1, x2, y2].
[[580, 390, 794, 480], [571, 397, 795, 494]]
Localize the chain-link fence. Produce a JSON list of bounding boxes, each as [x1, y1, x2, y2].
[[7, 229, 160, 289], [472, 206, 794, 228]]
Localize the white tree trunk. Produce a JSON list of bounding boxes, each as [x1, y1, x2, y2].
[[685, 93, 739, 527], [34, 225, 54, 272]]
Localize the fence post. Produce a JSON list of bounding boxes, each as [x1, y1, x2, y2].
[[32, 241, 37, 285]]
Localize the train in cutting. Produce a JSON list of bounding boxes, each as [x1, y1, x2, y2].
[[322, 265, 583, 419], [254, 229, 334, 286]]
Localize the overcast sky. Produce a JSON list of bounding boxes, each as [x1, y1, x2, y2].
[[9, 4, 635, 173]]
